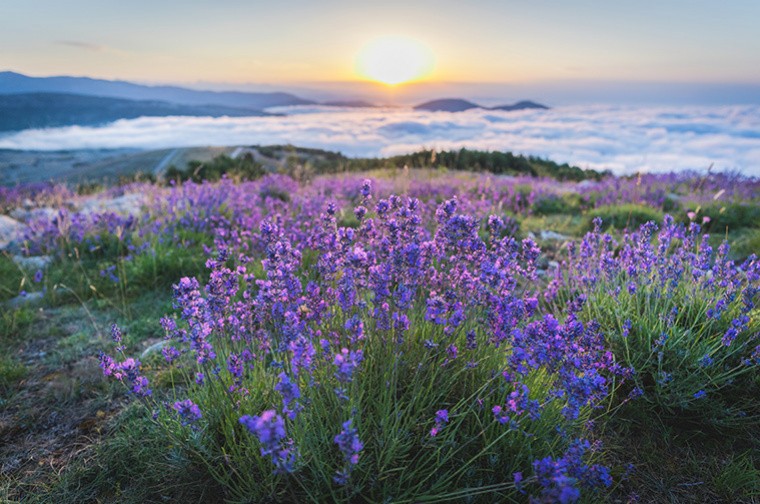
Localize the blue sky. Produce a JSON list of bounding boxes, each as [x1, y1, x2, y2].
[[1, 0, 759, 103]]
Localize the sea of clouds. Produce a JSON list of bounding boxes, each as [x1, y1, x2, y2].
[[1, 105, 758, 175]]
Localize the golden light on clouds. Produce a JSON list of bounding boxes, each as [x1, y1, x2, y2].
[[355, 36, 434, 85]]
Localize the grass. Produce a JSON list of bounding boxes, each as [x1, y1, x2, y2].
[[605, 416, 760, 503], [584, 204, 665, 231], [0, 356, 26, 396], [520, 214, 585, 238], [0, 290, 181, 503], [0, 254, 29, 303], [27, 403, 223, 504]]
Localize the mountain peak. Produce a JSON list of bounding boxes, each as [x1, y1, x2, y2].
[[490, 100, 549, 111], [414, 98, 549, 113], [414, 98, 480, 112]]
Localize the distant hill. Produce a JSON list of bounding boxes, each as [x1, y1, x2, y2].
[[414, 97, 549, 112], [491, 100, 549, 111], [0, 71, 314, 110], [0, 93, 272, 132], [414, 98, 480, 112], [0, 144, 609, 186]]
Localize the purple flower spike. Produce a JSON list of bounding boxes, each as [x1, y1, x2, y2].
[[240, 410, 296, 474], [173, 399, 202, 426], [334, 418, 363, 484]]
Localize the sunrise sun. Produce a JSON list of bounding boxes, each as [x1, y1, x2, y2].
[[356, 36, 434, 85]]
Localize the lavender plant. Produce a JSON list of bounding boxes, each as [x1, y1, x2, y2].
[[552, 216, 760, 426], [101, 183, 622, 502]]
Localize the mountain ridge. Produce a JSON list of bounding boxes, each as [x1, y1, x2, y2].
[[0, 92, 273, 132], [0, 71, 314, 110]]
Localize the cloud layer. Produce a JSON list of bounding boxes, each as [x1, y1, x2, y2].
[[1, 105, 758, 175]]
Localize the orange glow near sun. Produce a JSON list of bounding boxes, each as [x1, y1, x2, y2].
[[355, 36, 434, 85]]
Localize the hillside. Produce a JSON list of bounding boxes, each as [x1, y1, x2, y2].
[[0, 145, 608, 186], [0, 93, 272, 132], [0, 71, 314, 109]]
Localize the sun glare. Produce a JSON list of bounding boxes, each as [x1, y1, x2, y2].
[[356, 36, 433, 86]]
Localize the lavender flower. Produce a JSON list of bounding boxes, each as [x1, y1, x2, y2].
[[240, 410, 296, 474], [334, 419, 363, 484], [430, 409, 449, 437], [173, 399, 202, 426]]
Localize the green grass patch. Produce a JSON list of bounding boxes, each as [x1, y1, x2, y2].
[[0, 356, 26, 395], [531, 193, 583, 216], [688, 202, 760, 232], [584, 204, 665, 231], [0, 254, 28, 302], [33, 403, 222, 504]]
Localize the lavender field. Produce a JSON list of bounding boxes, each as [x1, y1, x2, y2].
[[1, 163, 759, 502]]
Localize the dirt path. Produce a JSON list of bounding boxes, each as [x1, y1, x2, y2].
[[152, 148, 181, 176]]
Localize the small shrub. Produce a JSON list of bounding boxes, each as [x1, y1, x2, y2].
[[662, 194, 681, 213], [259, 185, 290, 203], [686, 203, 760, 232], [728, 229, 760, 262], [532, 193, 582, 216]]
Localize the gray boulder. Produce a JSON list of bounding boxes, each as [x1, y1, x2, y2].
[[78, 193, 144, 216], [0, 215, 24, 250], [4, 291, 44, 309], [539, 230, 570, 241], [12, 254, 53, 271]]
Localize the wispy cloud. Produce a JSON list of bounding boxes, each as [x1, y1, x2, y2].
[[0, 105, 758, 175], [56, 40, 109, 52]]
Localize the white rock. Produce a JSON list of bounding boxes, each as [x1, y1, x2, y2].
[[4, 291, 44, 309], [0, 215, 24, 250], [9, 207, 58, 223], [78, 193, 144, 216], [12, 254, 53, 271], [539, 230, 570, 241], [141, 340, 171, 359]]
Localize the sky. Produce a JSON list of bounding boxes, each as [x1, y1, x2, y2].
[[2, 0, 760, 91]]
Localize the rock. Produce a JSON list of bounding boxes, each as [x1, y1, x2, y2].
[[141, 340, 171, 359], [12, 254, 53, 271], [78, 193, 144, 216], [0, 215, 24, 250], [4, 291, 44, 309], [9, 207, 58, 223], [2, 240, 25, 255], [539, 230, 570, 241]]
